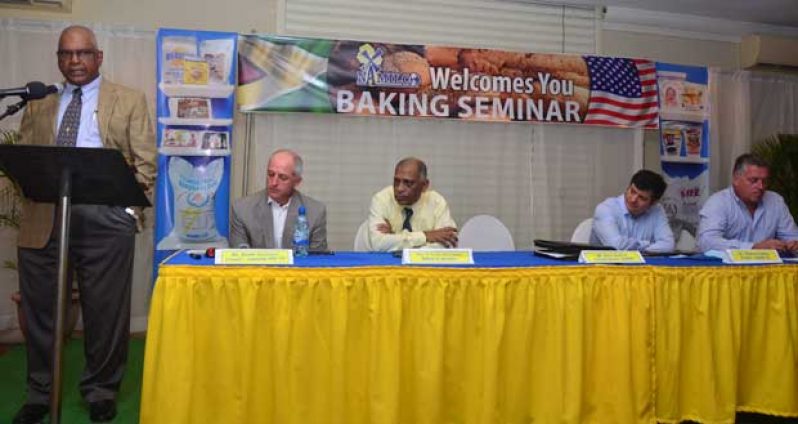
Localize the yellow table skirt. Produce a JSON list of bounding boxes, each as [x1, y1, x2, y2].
[[140, 264, 798, 424]]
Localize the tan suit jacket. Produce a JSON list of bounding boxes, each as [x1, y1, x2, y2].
[[16, 78, 156, 248]]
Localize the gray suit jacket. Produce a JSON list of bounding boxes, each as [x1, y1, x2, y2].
[[230, 190, 328, 250]]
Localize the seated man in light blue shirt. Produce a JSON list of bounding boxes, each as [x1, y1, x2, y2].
[[590, 170, 675, 253], [697, 153, 798, 252]]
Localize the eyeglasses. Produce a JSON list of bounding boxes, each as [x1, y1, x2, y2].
[[56, 49, 98, 61]]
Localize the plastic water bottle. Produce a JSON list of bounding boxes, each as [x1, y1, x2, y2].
[[293, 206, 309, 257]]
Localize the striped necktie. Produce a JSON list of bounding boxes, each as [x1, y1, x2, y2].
[[402, 207, 413, 232], [56, 87, 82, 147]]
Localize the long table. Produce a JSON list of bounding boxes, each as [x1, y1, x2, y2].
[[140, 252, 798, 423]]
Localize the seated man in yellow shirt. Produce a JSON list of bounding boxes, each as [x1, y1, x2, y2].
[[367, 157, 457, 251]]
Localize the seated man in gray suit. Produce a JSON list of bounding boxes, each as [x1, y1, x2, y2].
[[230, 149, 327, 250]]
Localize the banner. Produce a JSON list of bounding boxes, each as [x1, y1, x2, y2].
[[238, 36, 660, 128], [153, 28, 238, 272], [655, 63, 710, 239]]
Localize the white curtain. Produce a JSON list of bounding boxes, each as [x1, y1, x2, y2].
[[709, 69, 798, 190], [283, 0, 598, 54], [0, 18, 156, 337], [243, 113, 641, 250], [244, 114, 537, 249], [531, 124, 640, 241]]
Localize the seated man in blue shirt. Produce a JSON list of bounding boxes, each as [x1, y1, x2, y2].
[[697, 153, 798, 252], [590, 170, 675, 253]]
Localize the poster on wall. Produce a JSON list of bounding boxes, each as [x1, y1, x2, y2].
[[237, 35, 660, 129], [655, 63, 710, 239], [153, 28, 238, 270]]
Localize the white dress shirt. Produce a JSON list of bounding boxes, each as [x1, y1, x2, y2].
[[269, 197, 290, 248]]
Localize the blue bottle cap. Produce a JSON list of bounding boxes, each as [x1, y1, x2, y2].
[[298, 205, 306, 215]]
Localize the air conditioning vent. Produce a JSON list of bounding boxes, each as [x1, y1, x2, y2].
[[0, 0, 71, 12], [741, 34, 798, 69]]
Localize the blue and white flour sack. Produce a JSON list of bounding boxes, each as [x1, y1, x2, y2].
[[156, 156, 227, 249], [660, 165, 709, 237]]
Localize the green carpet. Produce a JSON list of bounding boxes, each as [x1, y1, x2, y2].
[[0, 337, 143, 423]]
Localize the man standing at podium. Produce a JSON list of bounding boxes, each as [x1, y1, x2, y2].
[[13, 25, 156, 424]]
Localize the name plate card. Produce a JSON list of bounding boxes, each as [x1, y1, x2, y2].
[[723, 249, 782, 264], [215, 249, 294, 265], [578, 250, 645, 264], [402, 248, 474, 265]]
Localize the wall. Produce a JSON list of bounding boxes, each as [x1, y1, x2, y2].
[[0, 0, 277, 33], [2, 2, 741, 67], [602, 29, 739, 68]]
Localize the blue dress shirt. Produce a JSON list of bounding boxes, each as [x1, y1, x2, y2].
[[590, 194, 675, 253], [57, 77, 102, 148], [697, 187, 798, 251]]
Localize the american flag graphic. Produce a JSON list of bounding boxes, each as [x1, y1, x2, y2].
[[582, 56, 659, 128]]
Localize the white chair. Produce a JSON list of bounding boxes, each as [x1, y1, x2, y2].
[[353, 220, 371, 251], [676, 229, 697, 252], [457, 215, 515, 251], [571, 218, 593, 243]]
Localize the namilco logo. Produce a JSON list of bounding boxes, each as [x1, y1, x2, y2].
[[355, 44, 420, 88]]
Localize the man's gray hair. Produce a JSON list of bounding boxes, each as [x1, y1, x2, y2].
[[395, 157, 427, 180], [270, 149, 304, 177], [732, 153, 768, 176]]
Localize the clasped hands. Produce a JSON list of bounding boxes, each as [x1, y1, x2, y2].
[[753, 239, 798, 252], [376, 220, 459, 247]]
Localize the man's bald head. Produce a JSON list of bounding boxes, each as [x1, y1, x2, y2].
[[57, 25, 103, 86], [59, 25, 99, 50]]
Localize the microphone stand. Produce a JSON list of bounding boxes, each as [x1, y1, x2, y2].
[[0, 98, 27, 121]]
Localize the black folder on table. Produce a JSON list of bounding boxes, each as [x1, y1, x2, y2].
[[533, 239, 693, 260], [533, 239, 615, 260]]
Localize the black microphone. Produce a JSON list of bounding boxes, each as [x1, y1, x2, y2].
[[0, 82, 60, 100]]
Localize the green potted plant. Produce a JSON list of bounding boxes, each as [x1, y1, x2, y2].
[[752, 133, 798, 218], [1, 128, 80, 343], [0, 129, 22, 241]]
